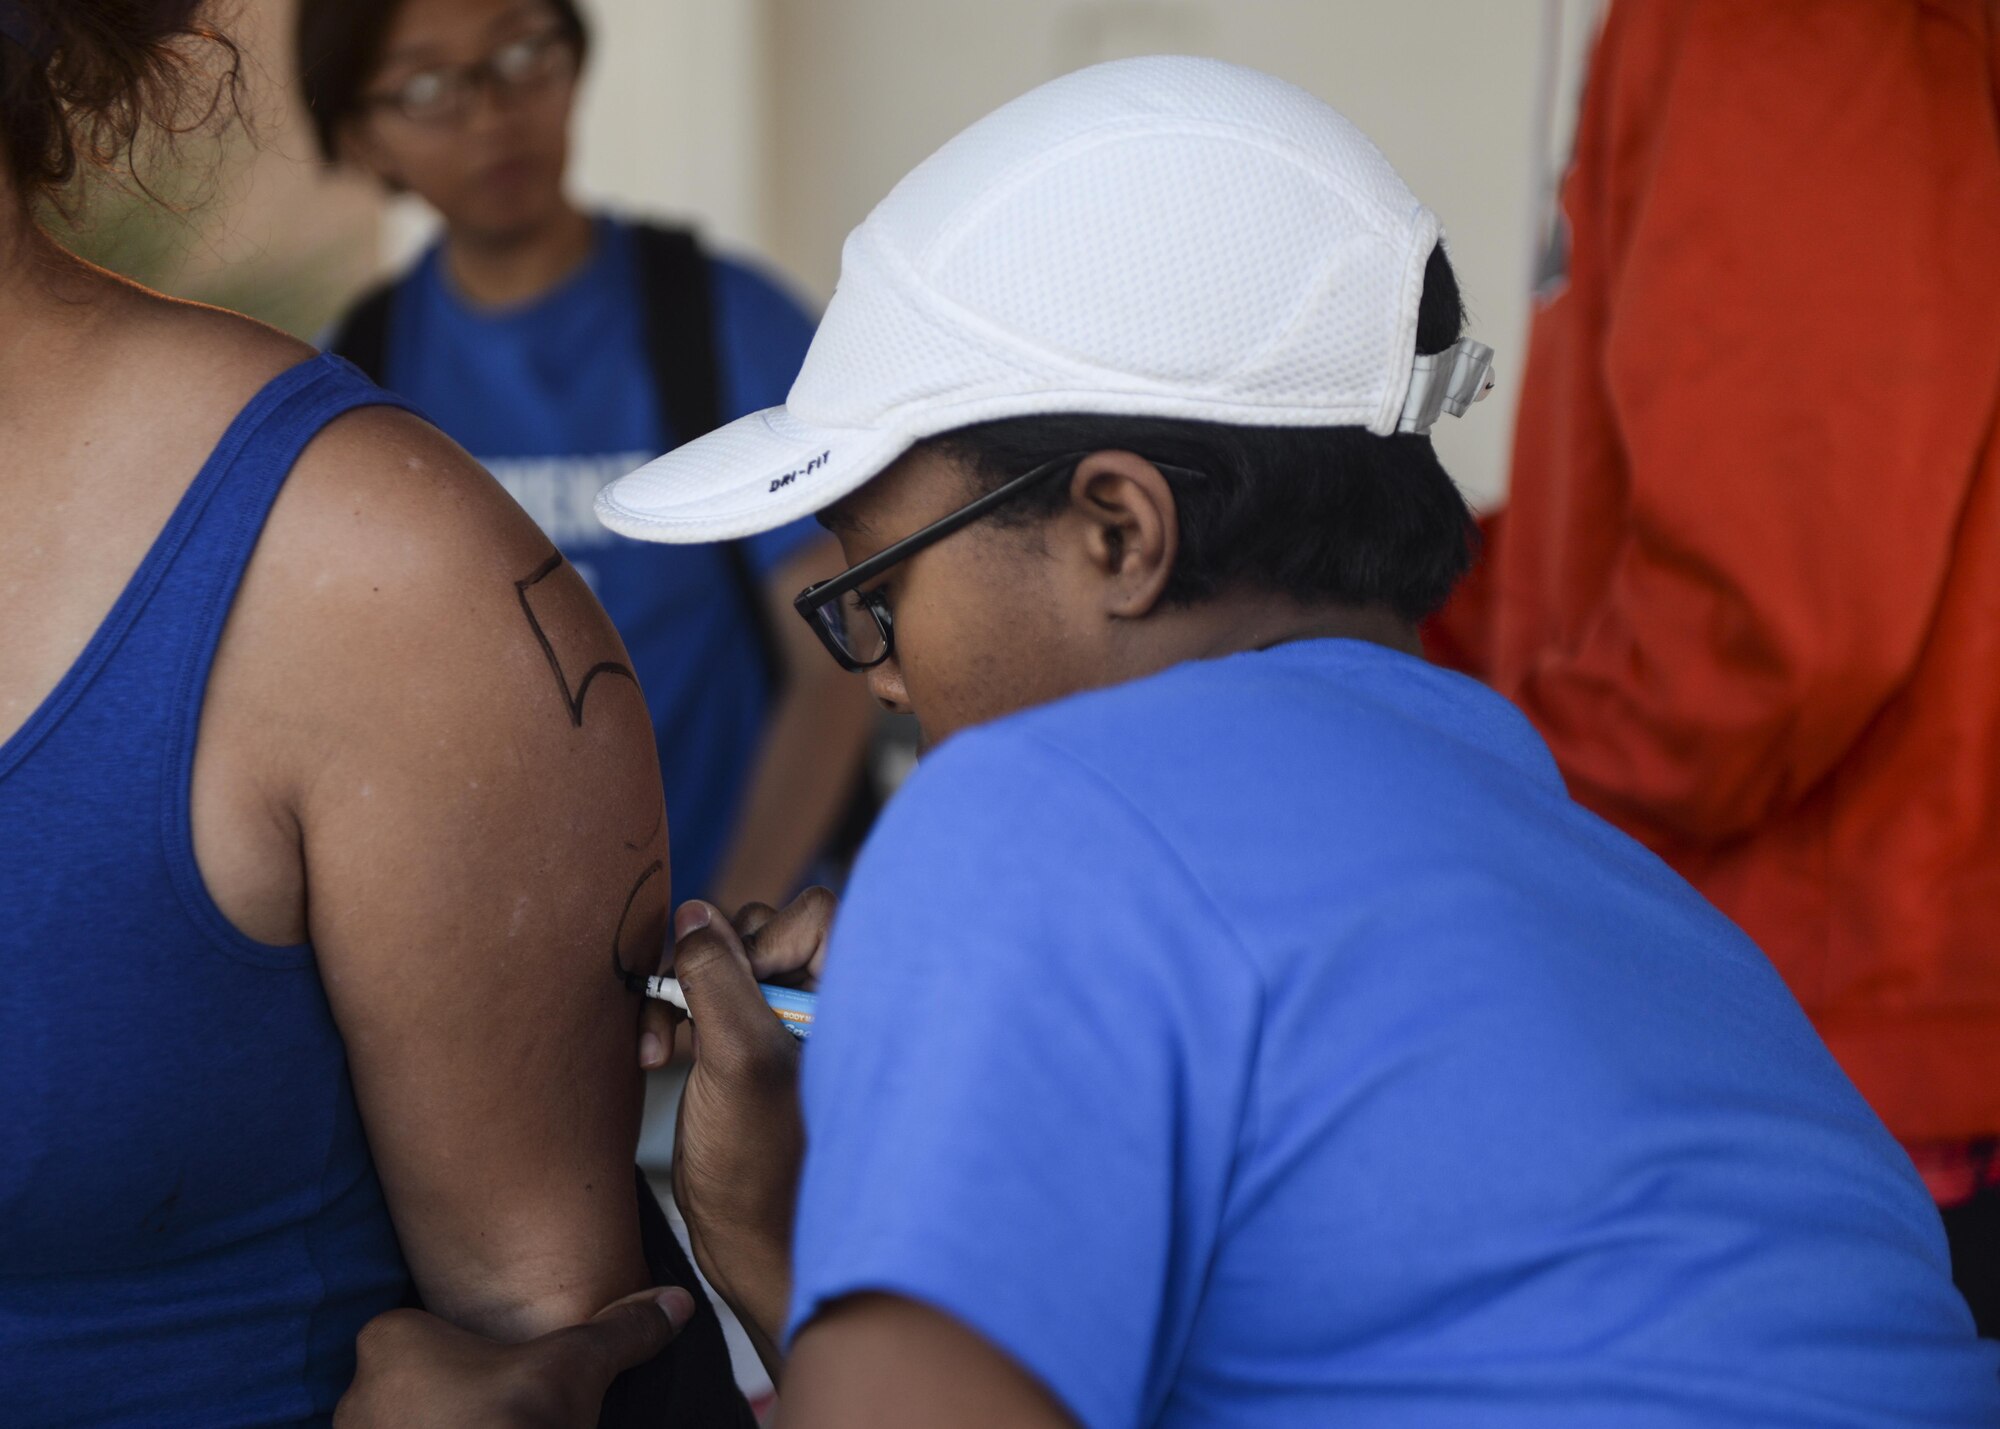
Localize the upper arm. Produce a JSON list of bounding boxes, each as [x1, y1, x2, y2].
[[265, 409, 666, 1338], [787, 731, 1259, 1426], [784, 1295, 1079, 1429]]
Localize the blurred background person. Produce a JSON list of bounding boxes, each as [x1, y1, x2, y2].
[[0, 0, 747, 1421], [296, 0, 878, 916], [1428, 0, 2000, 1334]]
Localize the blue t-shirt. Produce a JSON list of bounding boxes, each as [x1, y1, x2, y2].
[[791, 641, 1999, 1428], [379, 216, 822, 900]]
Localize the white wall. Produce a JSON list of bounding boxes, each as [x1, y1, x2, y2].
[[765, 0, 1604, 507], [570, 0, 770, 249]]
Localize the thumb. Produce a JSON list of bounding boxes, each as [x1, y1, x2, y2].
[[550, 1287, 695, 1389], [673, 902, 795, 1059]]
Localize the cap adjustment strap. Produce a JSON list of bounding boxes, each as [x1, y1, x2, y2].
[[1396, 338, 1496, 435]]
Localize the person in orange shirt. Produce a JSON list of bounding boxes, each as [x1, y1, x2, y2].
[[1429, 0, 2000, 1334]]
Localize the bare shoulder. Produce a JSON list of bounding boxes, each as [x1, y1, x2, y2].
[[281, 403, 545, 562], [267, 404, 566, 634], [25, 290, 320, 512], [235, 401, 648, 792], [124, 289, 317, 404]]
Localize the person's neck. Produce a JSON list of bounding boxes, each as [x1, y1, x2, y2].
[[0, 196, 36, 328], [441, 203, 595, 309], [1133, 591, 1423, 673], [0, 201, 118, 388]]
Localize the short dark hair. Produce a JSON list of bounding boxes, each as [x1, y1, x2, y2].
[[294, 0, 590, 162], [0, 0, 242, 210], [923, 245, 1478, 623]]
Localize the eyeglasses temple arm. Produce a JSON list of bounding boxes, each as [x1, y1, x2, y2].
[[793, 451, 1085, 613]]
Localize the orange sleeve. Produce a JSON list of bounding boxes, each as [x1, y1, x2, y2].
[[1499, 0, 2000, 847]]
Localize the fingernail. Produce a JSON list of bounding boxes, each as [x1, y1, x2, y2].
[[639, 1032, 664, 1069], [675, 902, 712, 937], [656, 1286, 696, 1330]]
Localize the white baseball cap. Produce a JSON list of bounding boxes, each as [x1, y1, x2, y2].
[[596, 55, 1493, 545]]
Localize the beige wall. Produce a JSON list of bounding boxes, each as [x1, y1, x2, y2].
[[571, 0, 771, 248]]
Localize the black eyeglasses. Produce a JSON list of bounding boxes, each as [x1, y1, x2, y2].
[[794, 451, 1207, 672], [793, 452, 1089, 671], [363, 27, 575, 127]]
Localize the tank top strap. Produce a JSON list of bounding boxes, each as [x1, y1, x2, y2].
[[152, 352, 418, 655], [0, 353, 416, 787], [149, 353, 422, 961]]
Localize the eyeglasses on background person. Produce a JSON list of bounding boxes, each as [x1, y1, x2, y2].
[[362, 25, 575, 126]]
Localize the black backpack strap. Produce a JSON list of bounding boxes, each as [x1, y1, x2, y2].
[[325, 278, 398, 385], [631, 222, 786, 696], [632, 223, 725, 447]]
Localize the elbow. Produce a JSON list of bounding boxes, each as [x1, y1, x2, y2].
[[429, 1273, 647, 1345]]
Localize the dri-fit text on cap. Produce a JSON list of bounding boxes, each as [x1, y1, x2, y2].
[[771, 450, 831, 495]]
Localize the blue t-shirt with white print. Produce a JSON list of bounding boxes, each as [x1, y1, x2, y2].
[[791, 639, 2000, 1428], [379, 215, 821, 901]]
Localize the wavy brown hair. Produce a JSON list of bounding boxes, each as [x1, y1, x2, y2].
[[0, 0, 243, 211]]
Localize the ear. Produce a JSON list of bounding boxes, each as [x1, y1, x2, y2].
[[1064, 451, 1178, 619]]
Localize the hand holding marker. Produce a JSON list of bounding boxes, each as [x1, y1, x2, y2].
[[650, 894, 832, 1046], [647, 975, 815, 1041]]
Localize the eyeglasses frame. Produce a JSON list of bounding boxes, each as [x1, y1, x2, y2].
[[361, 25, 576, 127], [792, 452, 1088, 672], [793, 449, 1206, 672]]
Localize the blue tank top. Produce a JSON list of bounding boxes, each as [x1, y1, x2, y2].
[[0, 356, 417, 1425]]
